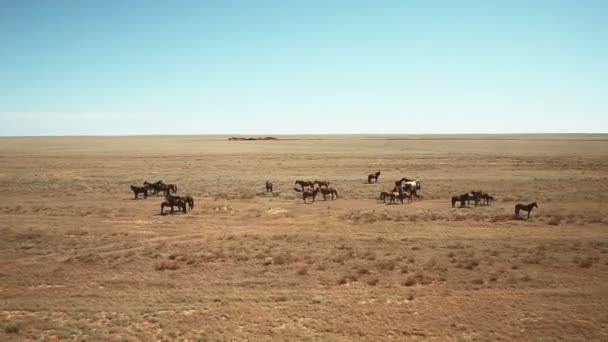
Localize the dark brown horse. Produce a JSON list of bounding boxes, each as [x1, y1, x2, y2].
[[367, 171, 381, 184], [515, 202, 538, 219], [130, 185, 148, 199], [319, 187, 338, 200], [295, 180, 314, 191], [314, 180, 330, 189], [160, 199, 187, 214], [144, 181, 164, 195], [266, 181, 273, 192], [302, 188, 320, 203], [164, 194, 189, 213]]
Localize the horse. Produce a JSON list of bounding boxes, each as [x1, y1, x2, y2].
[[144, 181, 164, 195], [160, 201, 174, 215], [295, 180, 314, 191], [403, 180, 421, 191], [164, 194, 189, 213], [314, 180, 330, 189], [266, 181, 273, 192], [130, 185, 148, 199], [452, 193, 471, 208], [155, 183, 171, 196], [368, 172, 381, 184], [166, 184, 178, 195], [181, 195, 194, 210], [395, 177, 415, 187], [302, 188, 320, 203], [515, 202, 538, 219], [480, 193, 494, 205], [320, 187, 338, 200]]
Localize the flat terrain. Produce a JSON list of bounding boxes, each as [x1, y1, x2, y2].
[[1, 134, 607, 341]]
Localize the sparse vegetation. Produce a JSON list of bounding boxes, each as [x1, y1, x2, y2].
[[1, 135, 606, 341]]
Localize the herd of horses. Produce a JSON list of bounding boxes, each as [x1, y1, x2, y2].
[[293, 180, 339, 203], [451, 191, 495, 208], [130, 180, 194, 215], [130, 173, 539, 219]]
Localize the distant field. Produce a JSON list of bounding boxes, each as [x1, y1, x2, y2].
[[1, 135, 607, 341]]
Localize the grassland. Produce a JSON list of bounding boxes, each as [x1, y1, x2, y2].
[[0, 134, 607, 341]]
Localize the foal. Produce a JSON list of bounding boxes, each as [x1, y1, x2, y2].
[[515, 202, 538, 219]]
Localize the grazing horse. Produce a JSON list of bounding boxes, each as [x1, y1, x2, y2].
[[266, 181, 273, 192], [314, 180, 330, 189], [515, 202, 538, 219], [368, 172, 381, 184], [320, 187, 338, 200], [302, 188, 320, 203], [130, 185, 148, 199], [295, 180, 314, 191]]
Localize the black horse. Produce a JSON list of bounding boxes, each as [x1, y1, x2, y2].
[[266, 181, 273, 192], [130, 185, 148, 199], [515, 202, 538, 219], [368, 172, 381, 184]]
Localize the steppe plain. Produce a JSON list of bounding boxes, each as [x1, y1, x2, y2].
[[0, 134, 607, 341]]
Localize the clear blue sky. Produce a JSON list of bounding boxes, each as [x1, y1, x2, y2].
[[1, 1, 606, 135]]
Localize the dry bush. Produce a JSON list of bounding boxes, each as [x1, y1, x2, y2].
[[375, 259, 397, 271], [155, 261, 180, 271], [547, 216, 562, 226], [402, 276, 417, 287], [297, 266, 309, 275], [365, 277, 379, 286], [273, 251, 297, 265], [471, 278, 484, 285], [462, 259, 480, 270], [338, 274, 357, 285]]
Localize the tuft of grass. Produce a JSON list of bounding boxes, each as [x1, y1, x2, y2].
[[155, 261, 180, 271], [471, 278, 484, 285], [375, 259, 397, 271], [547, 216, 561, 226], [578, 257, 594, 268], [4, 321, 22, 334], [403, 276, 417, 287], [297, 266, 309, 275], [365, 277, 379, 286]]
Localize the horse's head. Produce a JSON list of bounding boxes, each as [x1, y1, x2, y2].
[[532, 202, 538, 208], [130, 185, 135, 190]]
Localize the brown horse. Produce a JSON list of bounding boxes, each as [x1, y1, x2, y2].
[[368, 171, 381, 184], [130, 185, 148, 199], [302, 188, 320, 203], [320, 187, 338, 200], [266, 181, 273, 192], [314, 180, 330, 189], [515, 202, 538, 219], [295, 180, 314, 191], [165, 194, 189, 213], [160, 199, 186, 214]]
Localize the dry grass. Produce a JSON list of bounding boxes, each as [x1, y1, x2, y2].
[[0, 135, 607, 341]]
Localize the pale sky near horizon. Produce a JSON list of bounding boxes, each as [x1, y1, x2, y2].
[[1, 1, 607, 136]]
